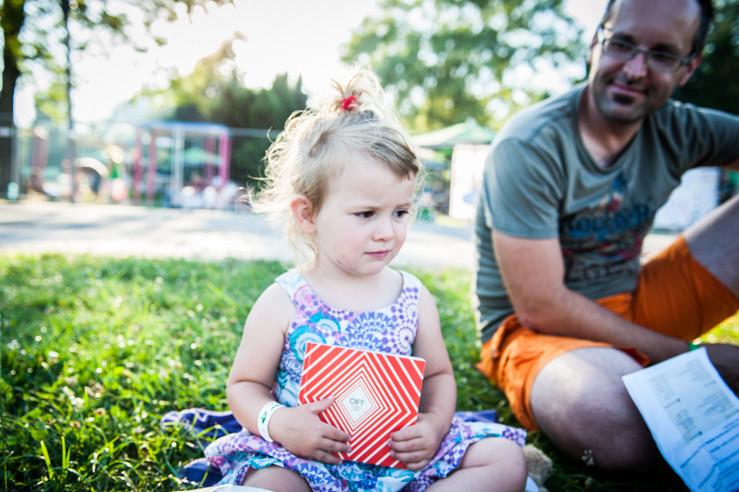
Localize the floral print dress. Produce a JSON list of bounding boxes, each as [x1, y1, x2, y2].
[[204, 270, 526, 491]]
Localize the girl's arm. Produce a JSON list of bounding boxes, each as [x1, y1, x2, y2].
[[226, 283, 290, 425], [226, 283, 350, 464], [389, 284, 456, 470]]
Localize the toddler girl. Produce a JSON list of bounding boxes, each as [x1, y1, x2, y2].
[[204, 71, 528, 491]]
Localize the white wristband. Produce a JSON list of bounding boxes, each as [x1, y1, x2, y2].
[[257, 401, 284, 442]]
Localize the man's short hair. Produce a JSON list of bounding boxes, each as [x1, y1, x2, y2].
[[600, 0, 715, 55]]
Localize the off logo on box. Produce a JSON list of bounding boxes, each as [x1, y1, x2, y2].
[[342, 385, 374, 421]]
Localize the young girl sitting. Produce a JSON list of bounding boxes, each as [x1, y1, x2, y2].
[[203, 71, 528, 491]]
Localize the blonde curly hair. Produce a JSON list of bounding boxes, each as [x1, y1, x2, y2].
[[253, 70, 421, 266]]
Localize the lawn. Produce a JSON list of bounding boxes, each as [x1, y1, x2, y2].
[[1, 254, 737, 491]]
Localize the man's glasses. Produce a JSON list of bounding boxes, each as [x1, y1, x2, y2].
[[596, 26, 694, 74]]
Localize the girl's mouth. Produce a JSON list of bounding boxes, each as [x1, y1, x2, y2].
[[366, 250, 391, 259]]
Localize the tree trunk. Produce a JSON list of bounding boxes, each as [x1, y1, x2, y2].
[[0, 0, 26, 198]]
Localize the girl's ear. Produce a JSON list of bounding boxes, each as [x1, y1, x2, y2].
[[291, 195, 316, 234]]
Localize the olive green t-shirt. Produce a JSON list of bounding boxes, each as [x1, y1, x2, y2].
[[475, 84, 739, 342]]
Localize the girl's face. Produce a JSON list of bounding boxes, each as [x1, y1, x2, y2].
[[311, 153, 416, 277]]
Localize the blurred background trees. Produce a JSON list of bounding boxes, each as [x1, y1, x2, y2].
[[343, 0, 738, 132], [0, 0, 234, 196], [342, 0, 587, 131], [672, 0, 739, 114], [5, 0, 738, 133], [152, 36, 307, 129], [2, 0, 737, 199]]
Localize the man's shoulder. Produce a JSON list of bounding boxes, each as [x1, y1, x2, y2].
[[654, 99, 739, 126], [647, 100, 739, 158], [495, 85, 584, 144]]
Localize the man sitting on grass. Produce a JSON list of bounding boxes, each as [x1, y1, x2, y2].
[[474, 0, 739, 472]]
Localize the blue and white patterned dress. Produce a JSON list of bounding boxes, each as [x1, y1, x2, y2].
[[204, 270, 526, 491]]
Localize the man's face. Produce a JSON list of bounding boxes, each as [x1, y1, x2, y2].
[[588, 0, 702, 124]]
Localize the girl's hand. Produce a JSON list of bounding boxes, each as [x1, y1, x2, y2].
[[269, 397, 351, 465], [388, 412, 447, 471]]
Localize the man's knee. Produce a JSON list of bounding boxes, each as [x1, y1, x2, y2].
[[531, 349, 634, 421], [530, 348, 660, 470]]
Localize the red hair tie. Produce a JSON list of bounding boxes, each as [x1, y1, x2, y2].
[[341, 95, 357, 111]]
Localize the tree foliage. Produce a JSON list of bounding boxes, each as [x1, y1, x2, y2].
[[673, 0, 739, 114], [5, 0, 230, 122], [341, 0, 586, 131], [0, 0, 233, 195], [143, 35, 307, 130], [132, 37, 308, 191]]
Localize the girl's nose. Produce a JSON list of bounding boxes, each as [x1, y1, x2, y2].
[[373, 217, 394, 241]]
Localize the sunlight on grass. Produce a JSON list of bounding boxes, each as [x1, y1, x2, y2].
[[1, 254, 735, 491], [700, 312, 739, 344]]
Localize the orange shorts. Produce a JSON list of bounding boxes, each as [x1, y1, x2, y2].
[[477, 235, 739, 430]]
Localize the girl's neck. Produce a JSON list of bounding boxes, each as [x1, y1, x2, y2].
[[301, 266, 403, 313]]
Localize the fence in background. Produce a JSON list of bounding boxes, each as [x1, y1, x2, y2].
[[9, 120, 738, 231], [12, 122, 277, 209]]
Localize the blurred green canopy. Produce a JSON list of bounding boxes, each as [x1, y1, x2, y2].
[[183, 147, 221, 166], [412, 119, 496, 150]]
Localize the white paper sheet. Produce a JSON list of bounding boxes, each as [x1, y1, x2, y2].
[[622, 348, 739, 492]]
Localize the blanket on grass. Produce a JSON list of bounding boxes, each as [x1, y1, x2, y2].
[[161, 408, 500, 488]]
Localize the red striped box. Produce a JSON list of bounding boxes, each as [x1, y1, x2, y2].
[[298, 342, 426, 468]]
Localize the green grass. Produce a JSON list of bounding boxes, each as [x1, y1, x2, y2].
[[1, 254, 737, 491]]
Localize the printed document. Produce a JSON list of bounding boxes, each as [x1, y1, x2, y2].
[[622, 348, 739, 492]]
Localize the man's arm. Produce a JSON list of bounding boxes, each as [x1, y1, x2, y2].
[[493, 231, 688, 363]]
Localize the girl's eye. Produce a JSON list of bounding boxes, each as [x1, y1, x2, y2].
[[394, 209, 409, 218], [356, 211, 375, 218]]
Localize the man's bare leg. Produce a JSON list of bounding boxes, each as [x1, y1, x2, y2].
[[530, 347, 661, 471], [684, 194, 739, 392], [684, 194, 739, 296]]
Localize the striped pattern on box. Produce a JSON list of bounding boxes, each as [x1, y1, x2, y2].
[[298, 342, 426, 468]]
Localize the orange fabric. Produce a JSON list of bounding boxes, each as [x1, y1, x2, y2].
[[633, 235, 739, 339], [477, 235, 739, 431]]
